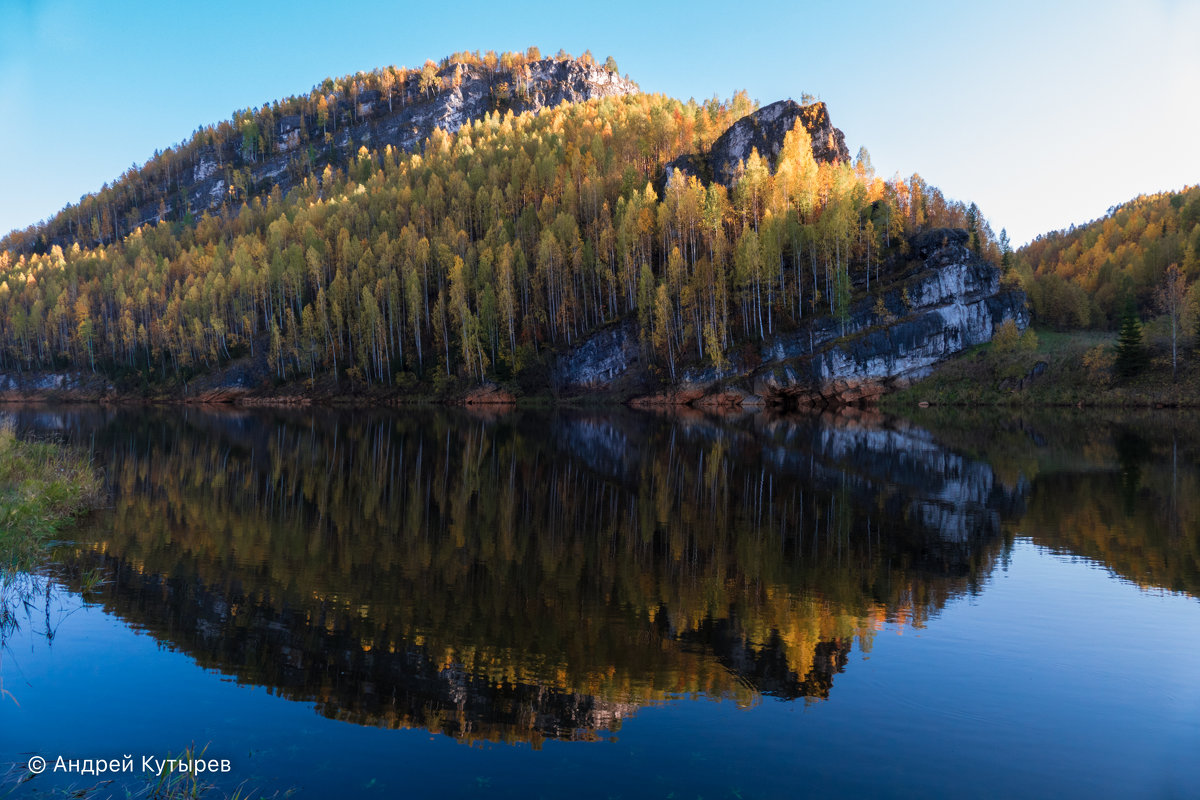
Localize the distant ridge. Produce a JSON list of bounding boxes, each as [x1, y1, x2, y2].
[[3, 50, 637, 253]]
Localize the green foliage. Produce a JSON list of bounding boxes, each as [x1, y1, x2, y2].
[[1115, 301, 1147, 379], [1019, 327, 1038, 352], [0, 425, 102, 571], [894, 323, 1200, 408]]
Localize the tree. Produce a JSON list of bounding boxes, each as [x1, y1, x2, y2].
[[380, 69, 395, 113], [1187, 280, 1200, 356], [653, 283, 675, 379], [853, 147, 873, 181], [317, 95, 329, 134], [992, 318, 1021, 352], [419, 60, 440, 98], [0, 79, 1009, 395], [604, 55, 619, 73], [999, 228, 1012, 271], [1114, 300, 1146, 380], [1156, 263, 1186, 380], [833, 266, 852, 335]]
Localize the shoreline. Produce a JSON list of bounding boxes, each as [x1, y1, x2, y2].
[[3, 387, 1200, 411]]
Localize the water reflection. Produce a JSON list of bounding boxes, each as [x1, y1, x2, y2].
[[6, 404, 1196, 746], [910, 407, 1200, 596], [0, 406, 1008, 745]]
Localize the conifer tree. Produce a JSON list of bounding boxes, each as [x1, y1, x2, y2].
[[1114, 300, 1146, 379]]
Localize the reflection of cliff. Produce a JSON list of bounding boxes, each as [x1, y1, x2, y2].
[[904, 407, 1200, 598], [573, 407, 1023, 584], [33, 406, 1019, 742]]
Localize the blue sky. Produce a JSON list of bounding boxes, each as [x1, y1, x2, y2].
[[1, 0, 1197, 245]]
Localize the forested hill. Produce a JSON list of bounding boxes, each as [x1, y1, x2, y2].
[[1016, 185, 1200, 328], [0, 48, 1001, 400], [2, 49, 637, 255]]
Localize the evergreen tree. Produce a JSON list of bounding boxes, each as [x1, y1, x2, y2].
[[999, 228, 1012, 271], [1114, 300, 1146, 379]]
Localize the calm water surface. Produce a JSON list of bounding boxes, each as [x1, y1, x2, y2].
[[1, 406, 1197, 798]]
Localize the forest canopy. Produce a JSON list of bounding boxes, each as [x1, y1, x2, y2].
[[0, 54, 998, 392], [1016, 185, 1200, 329]]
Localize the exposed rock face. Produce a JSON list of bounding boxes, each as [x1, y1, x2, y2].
[[560, 228, 1028, 408], [554, 319, 642, 392], [369, 58, 637, 160], [539, 408, 1024, 548], [707, 100, 849, 186], [178, 59, 638, 221], [998, 360, 1048, 392], [13, 58, 639, 251], [0, 371, 115, 403], [746, 232, 1027, 407]]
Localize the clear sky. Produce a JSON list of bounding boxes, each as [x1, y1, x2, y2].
[[1, 0, 1197, 246]]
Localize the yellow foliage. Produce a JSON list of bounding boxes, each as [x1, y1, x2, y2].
[[992, 318, 1021, 352]]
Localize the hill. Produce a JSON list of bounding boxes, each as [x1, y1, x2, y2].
[[0, 49, 1010, 405], [1016, 185, 1200, 329], [2, 49, 637, 255]]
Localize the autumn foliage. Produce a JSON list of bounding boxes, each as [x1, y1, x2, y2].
[[1017, 186, 1200, 329], [0, 59, 997, 391]]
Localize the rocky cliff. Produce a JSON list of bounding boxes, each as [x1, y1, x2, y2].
[[708, 99, 849, 185], [7, 57, 638, 252], [556, 228, 1028, 408], [666, 99, 849, 188], [182, 58, 638, 225]]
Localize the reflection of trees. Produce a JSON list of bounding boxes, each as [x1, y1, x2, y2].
[[41, 406, 1015, 743], [906, 407, 1200, 597], [1022, 431, 1200, 596]]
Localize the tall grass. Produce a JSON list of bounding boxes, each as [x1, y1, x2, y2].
[[0, 423, 103, 572]]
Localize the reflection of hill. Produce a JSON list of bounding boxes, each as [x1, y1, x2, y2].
[[903, 407, 1200, 597], [27, 406, 1021, 742]]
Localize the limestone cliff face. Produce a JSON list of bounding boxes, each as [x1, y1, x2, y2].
[[665, 100, 849, 188], [0, 370, 114, 402], [708, 100, 849, 185], [556, 229, 1028, 407], [15, 58, 639, 251], [352, 58, 637, 158], [750, 233, 1027, 406], [178, 59, 638, 222], [553, 320, 641, 393], [536, 407, 1024, 548]]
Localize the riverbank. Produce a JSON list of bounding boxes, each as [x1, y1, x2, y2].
[[883, 328, 1200, 409], [6, 325, 1199, 412], [0, 425, 103, 570]]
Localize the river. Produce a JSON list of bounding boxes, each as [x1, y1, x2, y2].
[[1, 405, 1197, 798]]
